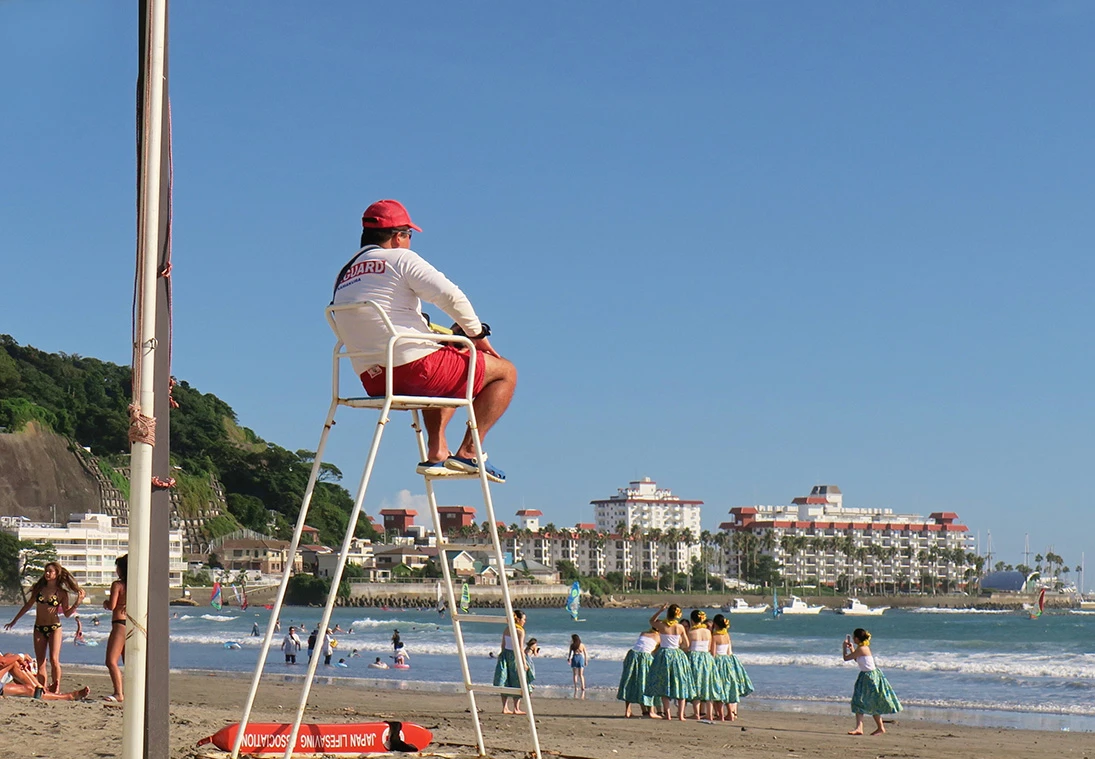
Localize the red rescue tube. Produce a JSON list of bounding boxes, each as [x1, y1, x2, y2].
[[196, 721, 432, 755]]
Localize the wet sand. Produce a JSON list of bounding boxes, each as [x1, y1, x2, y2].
[[0, 669, 1090, 758]]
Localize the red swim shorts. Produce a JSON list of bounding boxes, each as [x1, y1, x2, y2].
[[360, 346, 485, 398]]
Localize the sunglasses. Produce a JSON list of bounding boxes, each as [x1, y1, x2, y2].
[[397, 229, 413, 239]]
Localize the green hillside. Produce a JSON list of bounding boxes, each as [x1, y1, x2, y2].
[[0, 335, 378, 547]]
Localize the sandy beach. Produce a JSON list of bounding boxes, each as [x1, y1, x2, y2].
[[0, 669, 1090, 759]]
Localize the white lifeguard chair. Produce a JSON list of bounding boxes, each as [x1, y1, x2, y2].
[[231, 302, 540, 759]]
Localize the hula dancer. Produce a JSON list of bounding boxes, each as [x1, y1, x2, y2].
[[842, 628, 902, 735], [616, 627, 661, 718], [711, 614, 752, 720], [644, 603, 694, 721], [492, 609, 528, 714], [686, 610, 718, 721]]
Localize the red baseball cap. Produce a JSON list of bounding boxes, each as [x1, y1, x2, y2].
[[361, 199, 422, 232]]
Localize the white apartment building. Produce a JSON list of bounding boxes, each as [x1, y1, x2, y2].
[[591, 477, 703, 534], [721, 485, 979, 591], [12, 512, 185, 586]]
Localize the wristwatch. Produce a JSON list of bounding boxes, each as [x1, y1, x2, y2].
[[472, 323, 491, 339]]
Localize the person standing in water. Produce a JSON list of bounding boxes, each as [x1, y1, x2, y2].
[[843, 628, 902, 736], [103, 555, 128, 702]]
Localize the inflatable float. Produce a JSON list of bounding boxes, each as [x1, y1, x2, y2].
[[197, 720, 432, 755], [224, 641, 243, 650]]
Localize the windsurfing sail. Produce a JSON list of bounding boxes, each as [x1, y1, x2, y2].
[[1029, 587, 1046, 619], [772, 588, 781, 618], [459, 582, 470, 613], [436, 581, 444, 613], [210, 582, 223, 611], [565, 580, 582, 621], [232, 585, 243, 607], [240, 584, 249, 611]]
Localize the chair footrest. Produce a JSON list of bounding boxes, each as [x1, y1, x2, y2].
[[339, 396, 471, 410]]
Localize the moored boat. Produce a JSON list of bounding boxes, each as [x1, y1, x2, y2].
[[720, 597, 770, 614], [780, 594, 825, 615], [835, 597, 888, 616]]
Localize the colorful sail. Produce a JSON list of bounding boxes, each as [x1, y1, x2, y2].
[[1029, 587, 1046, 619], [459, 582, 470, 613], [210, 582, 223, 611], [565, 581, 581, 621], [240, 584, 249, 611], [773, 588, 781, 617]]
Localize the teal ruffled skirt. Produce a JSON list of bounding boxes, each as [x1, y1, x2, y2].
[[493, 649, 521, 689], [715, 654, 754, 702], [526, 655, 536, 685], [645, 647, 695, 701], [851, 669, 902, 715], [687, 650, 720, 702], [616, 649, 654, 706]]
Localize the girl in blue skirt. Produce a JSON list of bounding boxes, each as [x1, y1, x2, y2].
[[710, 614, 752, 721], [686, 609, 718, 721], [644, 603, 694, 721], [616, 627, 661, 718], [492, 609, 528, 714], [842, 628, 902, 735]]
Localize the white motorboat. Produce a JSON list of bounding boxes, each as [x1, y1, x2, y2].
[[835, 597, 889, 616], [780, 595, 826, 615], [720, 598, 770, 614]]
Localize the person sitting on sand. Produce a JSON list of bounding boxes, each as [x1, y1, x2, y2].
[[0, 653, 89, 701], [843, 628, 902, 736]]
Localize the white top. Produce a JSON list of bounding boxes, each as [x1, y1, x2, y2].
[[689, 640, 709, 653], [502, 633, 514, 651], [331, 246, 483, 372], [661, 633, 680, 649], [713, 643, 730, 656], [633, 635, 658, 654], [281, 634, 300, 654], [856, 654, 875, 672]]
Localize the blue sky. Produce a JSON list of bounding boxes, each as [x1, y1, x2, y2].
[[2, 2, 1093, 579]]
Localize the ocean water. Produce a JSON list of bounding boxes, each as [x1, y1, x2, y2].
[[3, 603, 1094, 732]]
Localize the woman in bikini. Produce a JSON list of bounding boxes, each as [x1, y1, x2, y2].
[[4, 561, 85, 694], [103, 554, 128, 702]]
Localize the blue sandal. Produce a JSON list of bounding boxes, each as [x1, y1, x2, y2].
[[444, 455, 506, 483]]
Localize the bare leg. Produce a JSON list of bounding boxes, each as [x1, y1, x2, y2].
[[624, 704, 632, 718], [453, 355, 516, 460], [105, 622, 126, 701], [501, 695, 512, 714], [678, 699, 687, 721], [514, 698, 526, 715], [848, 713, 865, 735], [33, 629, 48, 689], [421, 408, 455, 462], [661, 697, 671, 720], [48, 628, 63, 693], [692, 699, 701, 721], [870, 715, 885, 735]]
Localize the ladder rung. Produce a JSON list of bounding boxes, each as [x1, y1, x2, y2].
[[469, 684, 524, 696], [452, 613, 509, 624], [338, 396, 471, 410], [437, 543, 501, 552]]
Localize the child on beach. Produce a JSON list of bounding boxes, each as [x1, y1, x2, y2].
[[4, 561, 85, 694], [524, 637, 540, 686], [568, 634, 588, 692], [644, 603, 694, 721], [103, 554, 128, 702], [842, 628, 902, 735], [616, 626, 661, 718], [492, 609, 528, 714]]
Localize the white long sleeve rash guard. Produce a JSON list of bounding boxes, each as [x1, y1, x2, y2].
[[330, 246, 484, 374]]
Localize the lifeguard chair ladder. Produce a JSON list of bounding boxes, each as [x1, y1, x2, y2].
[[231, 302, 541, 759]]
